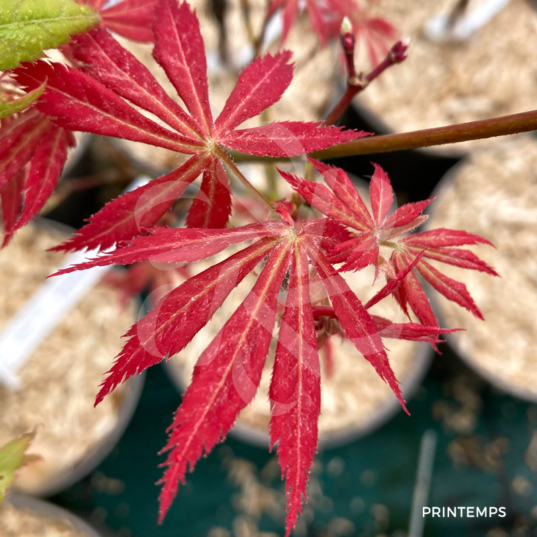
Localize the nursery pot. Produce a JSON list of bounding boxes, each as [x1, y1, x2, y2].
[[424, 135, 537, 402], [348, 0, 537, 157], [2, 493, 101, 537], [0, 219, 144, 497]]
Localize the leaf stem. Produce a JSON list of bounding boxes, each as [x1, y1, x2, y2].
[[215, 146, 276, 212], [324, 39, 409, 126]]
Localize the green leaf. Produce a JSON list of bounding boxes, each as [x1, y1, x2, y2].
[[0, 83, 45, 119], [0, 0, 100, 70], [0, 432, 40, 503]]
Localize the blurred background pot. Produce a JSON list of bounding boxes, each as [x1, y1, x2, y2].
[[425, 135, 537, 401], [350, 0, 537, 157], [0, 219, 144, 497], [2, 493, 102, 537]]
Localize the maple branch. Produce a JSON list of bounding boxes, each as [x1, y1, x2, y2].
[[324, 39, 409, 127], [314, 109, 537, 159], [230, 109, 537, 162], [215, 146, 276, 212]]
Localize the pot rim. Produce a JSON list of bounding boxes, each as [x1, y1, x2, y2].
[[5, 218, 146, 497], [4, 493, 102, 537]]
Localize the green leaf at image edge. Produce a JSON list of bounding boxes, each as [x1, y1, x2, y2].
[[0, 83, 45, 119], [0, 0, 100, 71], [0, 432, 40, 503]]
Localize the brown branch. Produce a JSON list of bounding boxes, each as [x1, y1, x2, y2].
[[313, 109, 537, 159], [230, 109, 537, 162]]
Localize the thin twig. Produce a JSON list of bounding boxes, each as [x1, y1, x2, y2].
[[324, 39, 410, 126]]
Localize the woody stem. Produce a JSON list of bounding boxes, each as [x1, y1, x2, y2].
[[315, 109, 537, 159], [230, 109, 537, 162]]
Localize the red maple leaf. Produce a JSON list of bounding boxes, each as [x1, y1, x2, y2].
[[51, 200, 454, 534], [0, 90, 75, 245], [14, 0, 364, 253], [80, 0, 158, 42], [0, 0, 157, 244], [281, 158, 498, 326]]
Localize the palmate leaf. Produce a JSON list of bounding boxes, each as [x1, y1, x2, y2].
[[0, 168, 25, 245], [14, 0, 363, 252], [96, 237, 281, 404], [51, 153, 208, 252], [0, 0, 99, 70], [11, 125, 71, 234], [57, 211, 419, 533], [282, 160, 496, 327], [0, 99, 74, 241], [0, 108, 50, 192]]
